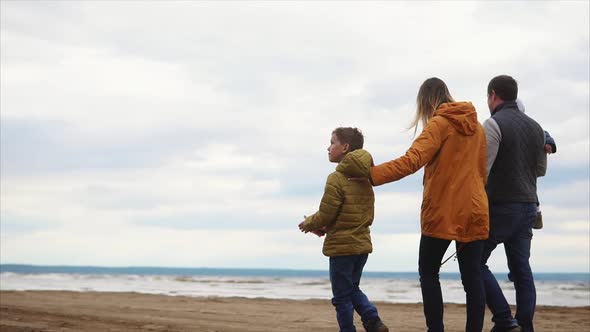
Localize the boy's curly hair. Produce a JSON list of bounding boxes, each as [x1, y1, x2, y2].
[[332, 127, 364, 151]]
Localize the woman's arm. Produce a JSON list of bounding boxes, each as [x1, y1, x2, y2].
[[370, 119, 444, 186]]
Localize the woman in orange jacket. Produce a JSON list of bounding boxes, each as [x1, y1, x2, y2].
[[370, 78, 489, 332]]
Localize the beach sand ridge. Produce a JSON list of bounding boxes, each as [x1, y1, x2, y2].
[[1, 291, 589, 331]]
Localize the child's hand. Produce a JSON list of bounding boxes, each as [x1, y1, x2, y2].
[[544, 144, 553, 154], [298, 221, 308, 233], [299, 216, 327, 237]]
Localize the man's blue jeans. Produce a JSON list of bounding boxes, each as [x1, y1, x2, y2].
[[330, 254, 380, 332], [419, 235, 485, 332], [482, 202, 537, 332]]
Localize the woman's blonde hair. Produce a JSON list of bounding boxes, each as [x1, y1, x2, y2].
[[410, 77, 455, 135]]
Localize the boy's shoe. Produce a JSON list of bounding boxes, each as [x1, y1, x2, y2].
[[490, 325, 522, 332], [533, 211, 543, 229], [363, 318, 389, 332]]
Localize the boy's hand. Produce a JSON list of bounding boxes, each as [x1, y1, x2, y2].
[[299, 216, 326, 237], [544, 144, 553, 154], [298, 221, 308, 233]]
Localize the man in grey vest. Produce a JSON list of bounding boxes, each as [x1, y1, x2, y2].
[[481, 75, 546, 332]]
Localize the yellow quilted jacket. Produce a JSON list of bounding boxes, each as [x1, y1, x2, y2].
[[301, 149, 375, 257]]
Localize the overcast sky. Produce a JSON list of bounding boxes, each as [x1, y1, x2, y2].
[[1, 1, 588, 273]]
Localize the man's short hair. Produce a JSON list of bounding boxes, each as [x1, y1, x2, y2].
[[488, 75, 518, 101], [333, 127, 364, 151]]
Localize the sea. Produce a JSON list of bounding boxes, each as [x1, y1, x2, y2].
[[1, 265, 588, 307]]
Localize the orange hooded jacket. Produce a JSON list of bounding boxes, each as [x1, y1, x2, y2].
[[370, 102, 489, 242]]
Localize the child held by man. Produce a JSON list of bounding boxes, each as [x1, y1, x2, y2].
[[516, 99, 557, 229], [298, 127, 388, 332]]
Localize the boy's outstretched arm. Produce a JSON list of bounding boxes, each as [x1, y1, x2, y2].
[[299, 173, 344, 233]]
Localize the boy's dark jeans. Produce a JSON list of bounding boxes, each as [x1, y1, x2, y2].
[[482, 202, 537, 332], [419, 235, 485, 332], [329, 253, 380, 332]]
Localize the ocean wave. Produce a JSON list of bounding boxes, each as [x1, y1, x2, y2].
[[2, 272, 589, 307], [296, 281, 330, 286], [173, 277, 267, 284], [555, 284, 590, 291]]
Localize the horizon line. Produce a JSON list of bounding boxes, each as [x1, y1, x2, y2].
[[1, 263, 588, 275]]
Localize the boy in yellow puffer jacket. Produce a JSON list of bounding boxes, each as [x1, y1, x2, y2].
[[298, 127, 388, 332]]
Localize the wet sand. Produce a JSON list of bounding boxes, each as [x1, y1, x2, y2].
[[1, 291, 589, 331]]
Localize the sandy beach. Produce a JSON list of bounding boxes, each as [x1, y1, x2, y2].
[[0, 291, 588, 332]]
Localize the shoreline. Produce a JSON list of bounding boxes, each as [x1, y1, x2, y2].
[[2, 289, 590, 309], [2, 291, 589, 331]]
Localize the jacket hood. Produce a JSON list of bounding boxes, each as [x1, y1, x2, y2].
[[336, 149, 373, 177], [434, 102, 478, 136]]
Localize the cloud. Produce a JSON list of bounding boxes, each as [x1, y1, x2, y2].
[[1, 1, 588, 271], [539, 180, 590, 210], [0, 227, 308, 268]]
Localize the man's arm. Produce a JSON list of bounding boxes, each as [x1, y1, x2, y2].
[[483, 118, 502, 177], [537, 153, 547, 177], [537, 130, 548, 177]]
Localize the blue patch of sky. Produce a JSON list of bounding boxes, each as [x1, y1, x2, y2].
[[0, 215, 56, 233], [278, 169, 423, 200], [132, 207, 419, 233], [74, 185, 170, 211], [0, 117, 244, 175], [280, 185, 324, 198], [135, 214, 289, 230], [373, 171, 424, 193], [538, 165, 589, 189], [371, 217, 419, 233], [364, 79, 420, 110]]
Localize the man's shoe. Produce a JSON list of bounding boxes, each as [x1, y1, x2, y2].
[[373, 320, 389, 332], [364, 319, 389, 332], [491, 325, 522, 332]]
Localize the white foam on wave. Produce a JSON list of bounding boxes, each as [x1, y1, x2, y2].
[[1, 273, 588, 307]]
